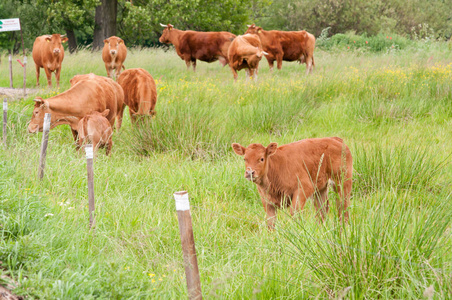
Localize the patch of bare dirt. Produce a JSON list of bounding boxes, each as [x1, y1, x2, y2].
[[0, 87, 39, 100]]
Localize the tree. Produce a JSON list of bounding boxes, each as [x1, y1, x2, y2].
[[93, 0, 118, 50]]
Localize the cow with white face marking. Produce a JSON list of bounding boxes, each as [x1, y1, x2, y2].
[[102, 36, 127, 79]]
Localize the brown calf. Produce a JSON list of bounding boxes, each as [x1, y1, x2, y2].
[[232, 137, 353, 229], [102, 36, 127, 79], [117, 68, 157, 123], [32, 34, 68, 87], [77, 110, 113, 155]]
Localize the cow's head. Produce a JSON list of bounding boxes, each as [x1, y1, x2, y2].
[[28, 97, 50, 133], [245, 24, 262, 35], [232, 142, 278, 184], [45, 34, 68, 55], [104, 36, 124, 56], [159, 23, 174, 44]]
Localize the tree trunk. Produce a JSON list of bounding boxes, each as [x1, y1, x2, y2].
[[93, 0, 118, 50], [66, 29, 77, 53]]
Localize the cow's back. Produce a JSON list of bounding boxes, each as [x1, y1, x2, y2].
[[117, 68, 157, 115], [182, 31, 236, 61]]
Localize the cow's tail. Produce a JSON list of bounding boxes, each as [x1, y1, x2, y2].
[[121, 64, 126, 70]]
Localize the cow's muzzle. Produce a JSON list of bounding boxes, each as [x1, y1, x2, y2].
[[245, 169, 257, 182], [110, 50, 117, 55], [53, 49, 60, 54], [27, 124, 40, 133]]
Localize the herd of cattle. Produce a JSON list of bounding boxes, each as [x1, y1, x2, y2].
[[26, 24, 352, 227]]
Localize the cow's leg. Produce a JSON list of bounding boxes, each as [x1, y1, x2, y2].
[[261, 197, 277, 230], [71, 129, 80, 149], [218, 56, 227, 67], [185, 59, 191, 70], [333, 177, 352, 223], [55, 67, 61, 88], [291, 188, 310, 216], [44, 68, 53, 87], [192, 59, 197, 72], [305, 55, 314, 75], [266, 57, 275, 72], [105, 65, 111, 78], [276, 54, 283, 70], [314, 187, 329, 222], [106, 138, 113, 156], [116, 104, 125, 131], [229, 65, 239, 81], [35, 65, 40, 86], [245, 69, 250, 82], [115, 65, 122, 78]]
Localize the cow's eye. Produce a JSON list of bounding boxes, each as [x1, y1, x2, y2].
[[260, 158, 264, 162]]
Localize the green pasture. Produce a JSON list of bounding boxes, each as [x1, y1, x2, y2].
[[1, 42, 452, 299]]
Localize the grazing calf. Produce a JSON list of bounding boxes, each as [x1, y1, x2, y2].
[[102, 36, 127, 79], [77, 110, 113, 155], [232, 137, 353, 229], [32, 34, 68, 87], [117, 68, 157, 123], [159, 23, 236, 71], [227, 34, 266, 81]]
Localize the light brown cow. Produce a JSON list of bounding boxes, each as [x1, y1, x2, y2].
[[232, 137, 353, 229], [117, 68, 157, 123], [102, 36, 127, 79], [70, 73, 125, 130], [227, 34, 266, 81], [159, 23, 236, 71], [77, 110, 113, 155], [245, 24, 315, 74], [32, 34, 68, 87], [28, 79, 119, 144]]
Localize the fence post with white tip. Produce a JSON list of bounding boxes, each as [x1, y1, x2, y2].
[[85, 144, 95, 228], [174, 191, 202, 300], [38, 113, 51, 180], [2, 99, 7, 147]]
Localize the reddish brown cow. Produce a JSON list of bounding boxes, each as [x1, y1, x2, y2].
[[232, 137, 353, 229], [159, 23, 236, 71], [117, 68, 157, 123], [102, 36, 127, 79], [245, 24, 315, 74], [70, 73, 125, 130], [28, 79, 119, 144], [227, 34, 266, 81], [77, 110, 113, 155], [32, 34, 68, 87]]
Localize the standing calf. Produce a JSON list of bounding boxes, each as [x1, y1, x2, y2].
[[232, 137, 353, 229], [77, 110, 113, 155]]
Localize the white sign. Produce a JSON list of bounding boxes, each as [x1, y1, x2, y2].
[[0, 18, 21, 32]]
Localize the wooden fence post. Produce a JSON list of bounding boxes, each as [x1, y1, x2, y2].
[[85, 144, 95, 228], [2, 99, 7, 146], [38, 113, 51, 180], [174, 191, 202, 300]]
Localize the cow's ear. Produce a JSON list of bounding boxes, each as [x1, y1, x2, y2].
[[232, 143, 246, 156], [103, 39, 109, 44], [61, 37, 68, 43], [266, 143, 278, 157], [33, 97, 44, 107], [257, 28, 261, 33], [101, 109, 110, 117], [45, 37, 51, 42]]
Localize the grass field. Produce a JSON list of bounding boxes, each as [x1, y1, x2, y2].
[[1, 41, 452, 299]]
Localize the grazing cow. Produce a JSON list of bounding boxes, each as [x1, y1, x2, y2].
[[245, 24, 315, 74], [77, 110, 113, 155], [117, 68, 157, 123], [102, 36, 127, 79], [232, 137, 353, 229], [159, 23, 236, 71], [227, 34, 266, 81], [28, 79, 119, 144], [70, 73, 125, 130], [32, 34, 68, 87]]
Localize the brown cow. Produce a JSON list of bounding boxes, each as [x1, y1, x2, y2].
[[102, 36, 127, 79], [227, 34, 266, 81], [70, 73, 125, 130], [232, 137, 353, 229], [159, 23, 236, 71], [245, 24, 315, 74], [117, 68, 157, 123], [77, 110, 113, 156], [28, 79, 119, 144], [32, 34, 68, 87]]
